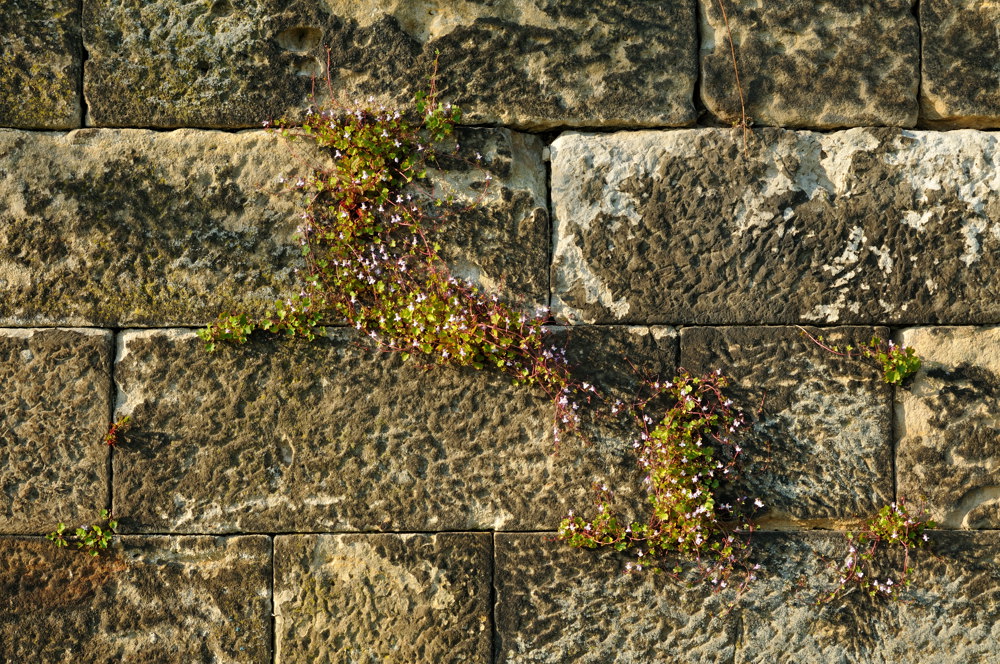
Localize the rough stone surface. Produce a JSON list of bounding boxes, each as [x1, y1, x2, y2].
[[275, 533, 491, 663], [921, 0, 1000, 128], [737, 532, 1000, 663], [0, 535, 271, 663], [113, 326, 674, 533], [681, 327, 893, 524], [84, 0, 696, 130], [896, 327, 1000, 529], [551, 128, 1000, 325], [0, 1, 81, 129], [0, 328, 111, 534], [0, 127, 546, 326], [699, 0, 918, 128], [494, 533, 736, 663]]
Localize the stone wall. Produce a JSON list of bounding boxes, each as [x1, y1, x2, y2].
[[3, 1, 1000, 662]]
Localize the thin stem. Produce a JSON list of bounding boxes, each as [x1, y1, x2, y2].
[[715, 0, 750, 156]]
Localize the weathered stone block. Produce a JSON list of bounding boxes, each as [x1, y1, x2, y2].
[[275, 533, 490, 663], [0, 127, 546, 326], [699, 0, 918, 128], [551, 128, 1000, 325], [681, 327, 893, 524], [494, 533, 736, 663], [896, 327, 1000, 528], [736, 532, 1000, 663], [112, 326, 674, 533], [921, 0, 1000, 128], [0, 535, 271, 662], [84, 0, 696, 130], [0, 1, 81, 129], [0, 328, 111, 534]]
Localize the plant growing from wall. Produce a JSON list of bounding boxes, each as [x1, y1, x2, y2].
[[46, 509, 117, 557], [821, 499, 935, 602], [559, 370, 763, 596], [797, 326, 921, 385], [192, 57, 932, 604]]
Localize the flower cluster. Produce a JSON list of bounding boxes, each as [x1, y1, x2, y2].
[[822, 498, 935, 602], [198, 62, 588, 437], [559, 371, 763, 594], [797, 326, 922, 385]]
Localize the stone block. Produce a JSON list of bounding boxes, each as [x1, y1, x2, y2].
[[681, 327, 893, 524], [494, 533, 736, 663], [0, 328, 111, 534], [112, 325, 674, 533], [551, 128, 1000, 325], [0, 535, 271, 662], [896, 327, 1000, 528], [699, 0, 918, 128], [274, 533, 491, 663], [921, 0, 1000, 128], [0, 1, 81, 129], [84, 0, 697, 130], [0, 127, 546, 326], [736, 531, 1000, 663]]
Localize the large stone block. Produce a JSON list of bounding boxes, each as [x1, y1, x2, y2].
[[736, 532, 1000, 663], [0, 1, 81, 129], [921, 0, 1000, 128], [551, 128, 1000, 325], [0, 328, 111, 534], [699, 0, 918, 128], [896, 327, 1000, 528], [681, 327, 893, 524], [84, 0, 696, 130], [494, 533, 736, 663], [0, 127, 546, 326], [112, 326, 674, 533], [275, 533, 491, 663], [0, 535, 271, 663]]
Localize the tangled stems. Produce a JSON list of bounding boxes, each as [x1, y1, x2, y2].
[[822, 499, 935, 603], [559, 371, 763, 594], [199, 71, 591, 438], [796, 326, 922, 385]]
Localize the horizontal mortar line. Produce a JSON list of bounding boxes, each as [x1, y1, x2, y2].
[[5, 123, 1000, 136], [6, 527, 996, 539], [3, 322, 997, 332]]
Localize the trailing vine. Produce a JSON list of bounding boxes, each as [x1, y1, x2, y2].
[[190, 60, 931, 604]]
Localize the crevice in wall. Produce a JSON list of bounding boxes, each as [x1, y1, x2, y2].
[[539, 130, 560, 314], [106, 328, 118, 516], [269, 536, 277, 664], [490, 531, 498, 664], [730, 614, 743, 664], [691, 0, 709, 126], [912, 0, 924, 127], [890, 327, 900, 503], [77, 0, 88, 129]]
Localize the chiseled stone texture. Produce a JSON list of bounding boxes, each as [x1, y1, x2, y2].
[[921, 0, 1000, 128], [0, 535, 271, 663], [0, 329, 111, 534], [736, 532, 1000, 663], [699, 0, 918, 128], [551, 128, 1000, 325], [495, 533, 736, 663], [275, 533, 490, 663], [84, 0, 696, 130], [113, 326, 673, 533], [0, 1, 81, 129], [681, 327, 892, 524], [0, 126, 546, 326], [896, 327, 1000, 529]]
